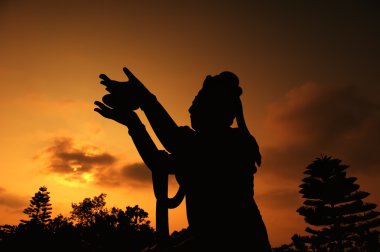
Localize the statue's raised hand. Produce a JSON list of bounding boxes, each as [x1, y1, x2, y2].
[[94, 100, 138, 127], [99, 67, 151, 111]]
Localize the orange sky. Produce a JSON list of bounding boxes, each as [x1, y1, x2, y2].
[[0, 1, 379, 247]]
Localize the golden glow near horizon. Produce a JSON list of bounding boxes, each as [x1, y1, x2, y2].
[[1, 1, 379, 247]]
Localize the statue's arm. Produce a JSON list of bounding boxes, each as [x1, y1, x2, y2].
[[94, 101, 174, 173], [140, 95, 180, 154], [127, 114, 175, 173]]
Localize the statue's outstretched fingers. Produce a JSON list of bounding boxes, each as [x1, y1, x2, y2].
[[94, 101, 113, 118], [94, 106, 108, 118], [99, 74, 123, 88], [123, 67, 138, 81], [99, 74, 112, 85], [99, 74, 111, 81], [123, 67, 148, 92], [94, 101, 110, 111]]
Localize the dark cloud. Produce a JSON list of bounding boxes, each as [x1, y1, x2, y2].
[[41, 137, 117, 182], [120, 163, 151, 185], [93, 164, 151, 188], [40, 136, 154, 188], [0, 187, 26, 209], [93, 162, 178, 189], [265, 83, 377, 145], [261, 145, 315, 179], [93, 167, 123, 187], [262, 83, 380, 178], [46, 137, 116, 175]]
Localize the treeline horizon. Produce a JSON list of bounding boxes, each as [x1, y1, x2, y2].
[[0, 189, 160, 251], [0, 155, 379, 251]]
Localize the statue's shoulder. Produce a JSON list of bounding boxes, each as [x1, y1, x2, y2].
[[231, 128, 259, 146], [178, 125, 195, 136], [230, 128, 261, 168], [173, 126, 195, 152]]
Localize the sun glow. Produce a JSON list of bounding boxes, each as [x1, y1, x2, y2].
[[82, 172, 94, 183], [54, 175, 82, 188], [52, 171, 94, 188]]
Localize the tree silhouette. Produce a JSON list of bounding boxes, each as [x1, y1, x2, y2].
[[6, 186, 54, 251], [297, 155, 380, 251], [69, 193, 155, 251], [70, 193, 108, 227], [47, 214, 81, 250], [21, 186, 52, 227], [0, 188, 156, 251], [125, 205, 151, 231]]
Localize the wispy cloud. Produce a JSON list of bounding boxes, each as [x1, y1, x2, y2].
[[256, 188, 302, 209], [255, 83, 380, 243], [262, 82, 380, 178], [0, 187, 26, 209]]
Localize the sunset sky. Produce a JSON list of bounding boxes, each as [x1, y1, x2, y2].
[[0, 1, 379, 247]]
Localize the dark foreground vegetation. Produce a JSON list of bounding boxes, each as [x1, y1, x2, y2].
[[0, 190, 156, 251], [274, 156, 380, 252], [0, 156, 379, 251]]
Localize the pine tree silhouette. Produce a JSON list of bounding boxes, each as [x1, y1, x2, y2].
[[21, 186, 52, 226], [297, 155, 380, 251]]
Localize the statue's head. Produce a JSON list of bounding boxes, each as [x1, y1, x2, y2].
[[189, 71, 242, 131]]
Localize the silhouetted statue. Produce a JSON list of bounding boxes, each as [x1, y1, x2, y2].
[[94, 67, 272, 251]]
